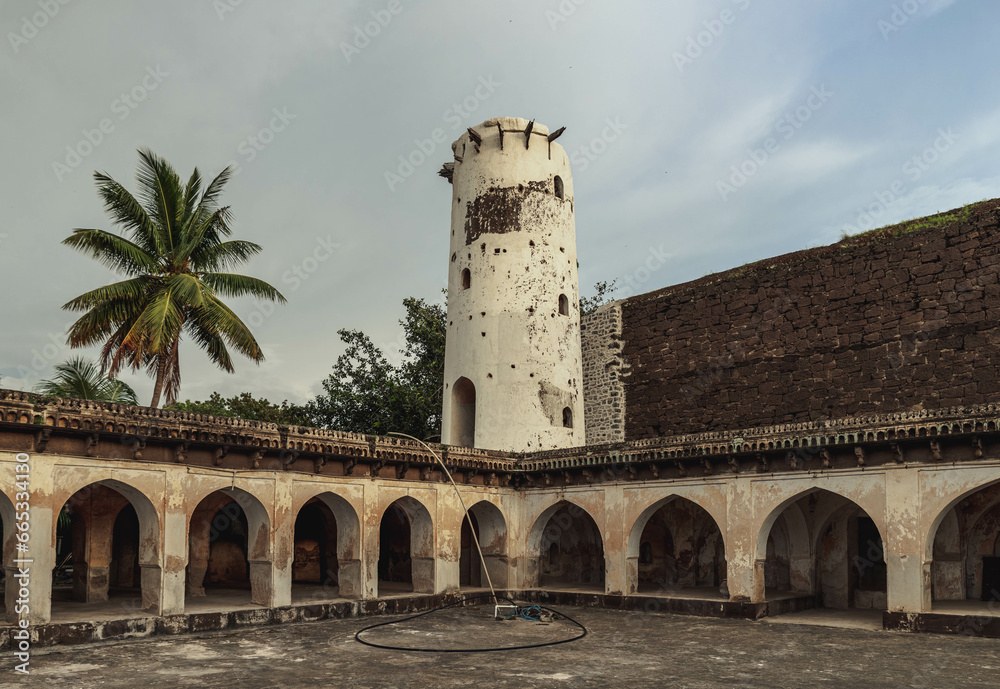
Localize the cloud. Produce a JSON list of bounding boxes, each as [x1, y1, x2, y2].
[[1, 0, 997, 406]]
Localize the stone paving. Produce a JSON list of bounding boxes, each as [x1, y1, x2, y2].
[[3, 606, 1000, 688]]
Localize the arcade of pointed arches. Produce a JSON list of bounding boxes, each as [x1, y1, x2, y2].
[[3, 471, 1000, 623]]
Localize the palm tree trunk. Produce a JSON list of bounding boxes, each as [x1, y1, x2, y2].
[[149, 355, 167, 408]]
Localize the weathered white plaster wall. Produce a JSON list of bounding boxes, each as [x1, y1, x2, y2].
[[5, 451, 1000, 624], [441, 117, 585, 453]]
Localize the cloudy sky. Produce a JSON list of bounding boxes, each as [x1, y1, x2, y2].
[[1, 0, 996, 407]]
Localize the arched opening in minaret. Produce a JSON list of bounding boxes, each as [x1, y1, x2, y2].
[[554, 175, 564, 199], [558, 294, 569, 316], [562, 407, 573, 428], [450, 377, 476, 447], [461, 268, 471, 290]]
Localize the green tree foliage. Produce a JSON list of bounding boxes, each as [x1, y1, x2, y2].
[[34, 356, 138, 404], [168, 392, 311, 426], [579, 279, 619, 316], [61, 149, 285, 408], [308, 297, 446, 440]]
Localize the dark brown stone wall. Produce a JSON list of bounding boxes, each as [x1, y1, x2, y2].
[[621, 199, 1000, 439]]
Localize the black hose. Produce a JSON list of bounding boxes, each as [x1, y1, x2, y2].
[[353, 594, 588, 653]]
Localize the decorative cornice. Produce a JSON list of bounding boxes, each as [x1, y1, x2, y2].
[[2, 389, 999, 486]]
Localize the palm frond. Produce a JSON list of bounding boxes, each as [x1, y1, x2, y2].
[[34, 356, 138, 404], [133, 289, 185, 353], [192, 293, 265, 362], [62, 229, 159, 276], [92, 171, 160, 250], [135, 148, 183, 256], [200, 272, 286, 302], [62, 276, 157, 311], [180, 168, 203, 231], [190, 239, 261, 272], [177, 207, 233, 263], [164, 273, 206, 308]]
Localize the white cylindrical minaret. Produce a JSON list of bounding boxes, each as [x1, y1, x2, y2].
[[440, 117, 584, 452]]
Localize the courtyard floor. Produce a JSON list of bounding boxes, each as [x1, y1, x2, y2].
[[4, 605, 1000, 688]]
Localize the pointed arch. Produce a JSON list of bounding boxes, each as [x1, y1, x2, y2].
[[526, 499, 605, 589], [187, 487, 273, 607], [378, 496, 435, 595], [50, 479, 162, 616], [626, 495, 727, 595], [461, 499, 509, 588], [291, 491, 362, 600]]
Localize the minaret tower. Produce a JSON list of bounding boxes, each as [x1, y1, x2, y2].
[[439, 117, 584, 452]]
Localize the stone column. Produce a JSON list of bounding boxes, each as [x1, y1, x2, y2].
[[604, 485, 626, 595], [886, 468, 928, 612], [248, 559, 275, 606], [337, 558, 362, 598], [158, 472, 187, 614], [727, 477, 757, 601], [18, 458, 55, 625], [361, 485, 379, 599], [437, 488, 461, 594], [270, 476, 293, 608]]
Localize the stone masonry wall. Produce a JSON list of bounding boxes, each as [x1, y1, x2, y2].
[[620, 199, 1000, 439], [581, 302, 628, 445]]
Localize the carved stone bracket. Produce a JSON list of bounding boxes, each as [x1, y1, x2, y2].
[[34, 428, 52, 453], [786, 451, 799, 470], [930, 440, 942, 462], [86, 433, 100, 457]]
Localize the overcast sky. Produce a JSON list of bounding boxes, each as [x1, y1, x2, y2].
[[1, 0, 997, 406]]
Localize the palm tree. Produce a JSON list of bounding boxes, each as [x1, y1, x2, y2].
[[62, 149, 286, 408], [34, 357, 139, 404]]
